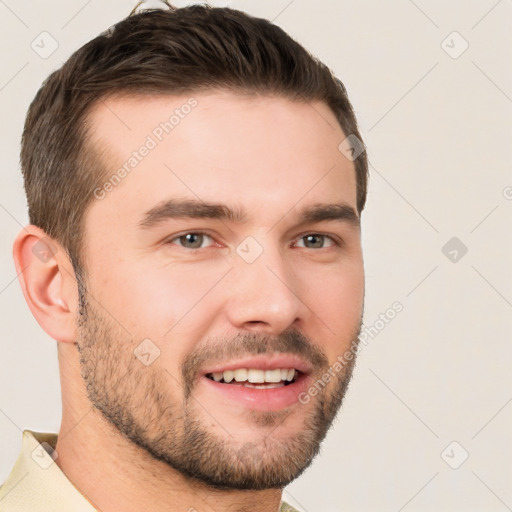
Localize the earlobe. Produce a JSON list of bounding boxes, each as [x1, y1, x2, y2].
[[12, 225, 78, 344]]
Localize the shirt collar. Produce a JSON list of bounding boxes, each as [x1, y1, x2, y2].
[[0, 430, 97, 511]]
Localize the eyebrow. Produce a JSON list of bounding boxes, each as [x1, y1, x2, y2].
[[138, 198, 360, 230]]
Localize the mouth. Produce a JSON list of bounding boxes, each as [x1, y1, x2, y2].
[[199, 356, 313, 411], [205, 367, 300, 389]]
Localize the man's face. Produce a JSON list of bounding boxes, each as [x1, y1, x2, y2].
[[75, 91, 364, 490]]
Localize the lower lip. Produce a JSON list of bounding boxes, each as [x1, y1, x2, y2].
[[199, 373, 311, 412]]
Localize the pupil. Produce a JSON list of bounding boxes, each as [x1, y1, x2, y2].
[[182, 233, 202, 248], [305, 234, 323, 248]]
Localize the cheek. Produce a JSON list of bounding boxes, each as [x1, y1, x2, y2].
[[303, 262, 364, 336], [95, 260, 226, 338]]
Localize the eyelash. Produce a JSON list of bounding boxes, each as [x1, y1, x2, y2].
[[165, 231, 341, 250]]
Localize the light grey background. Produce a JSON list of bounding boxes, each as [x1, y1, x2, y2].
[[1, 1, 511, 511]]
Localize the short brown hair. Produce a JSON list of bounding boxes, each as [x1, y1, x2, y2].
[[21, 4, 368, 275]]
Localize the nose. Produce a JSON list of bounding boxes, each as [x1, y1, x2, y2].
[[224, 242, 306, 334]]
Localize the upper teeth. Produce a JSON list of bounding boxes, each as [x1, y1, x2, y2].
[[209, 368, 296, 383]]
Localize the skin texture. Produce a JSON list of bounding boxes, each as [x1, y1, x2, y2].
[[13, 91, 365, 512]]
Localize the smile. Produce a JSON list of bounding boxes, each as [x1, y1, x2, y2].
[[205, 368, 298, 389]]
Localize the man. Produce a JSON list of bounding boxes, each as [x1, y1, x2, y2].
[[0, 3, 368, 511]]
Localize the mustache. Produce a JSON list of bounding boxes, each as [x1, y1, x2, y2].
[[181, 328, 328, 397]]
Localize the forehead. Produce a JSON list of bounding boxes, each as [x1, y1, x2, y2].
[[85, 91, 357, 230]]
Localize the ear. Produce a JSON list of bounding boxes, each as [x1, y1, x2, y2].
[[12, 225, 79, 344]]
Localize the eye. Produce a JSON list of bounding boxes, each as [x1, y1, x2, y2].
[[295, 234, 338, 249], [165, 232, 339, 251], [167, 232, 215, 249]]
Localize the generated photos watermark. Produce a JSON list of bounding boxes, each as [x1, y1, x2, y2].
[[93, 97, 198, 200], [298, 301, 403, 404]]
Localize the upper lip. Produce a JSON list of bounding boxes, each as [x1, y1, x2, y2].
[[202, 354, 313, 376]]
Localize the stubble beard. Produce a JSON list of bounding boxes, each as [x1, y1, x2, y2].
[[75, 276, 361, 490]]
